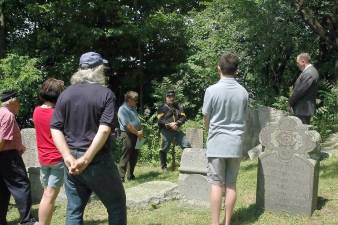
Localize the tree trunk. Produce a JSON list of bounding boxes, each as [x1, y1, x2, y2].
[[0, 1, 5, 58], [336, 37, 338, 80]]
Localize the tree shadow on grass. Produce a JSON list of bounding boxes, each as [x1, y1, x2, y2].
[[231, 204, 263, 225], [319, 160, 338, 178], [85, 219, 108, 225], [241, 162, 257, 171], [133, 171, 162, 184], [317, 196, 329, 210], [8, 204, 38, 225]]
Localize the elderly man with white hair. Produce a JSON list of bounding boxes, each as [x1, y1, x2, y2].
[[0, 90, 38, 225], [51, 52, 126, 225]]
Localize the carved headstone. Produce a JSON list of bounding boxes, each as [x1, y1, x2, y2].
[[21, 128, 39, 168], [20, 128, 43, 203], [178, 148, 210, 206], [186, 128, 204, 149], [242, 106, 287, 156], [256, 116, 320, 216]]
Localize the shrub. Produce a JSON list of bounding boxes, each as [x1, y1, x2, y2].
[[0, 53, 45, 127], [312, 80, 338, 140]]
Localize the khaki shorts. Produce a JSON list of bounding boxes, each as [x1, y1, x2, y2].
[[207, 157, 241, 186]]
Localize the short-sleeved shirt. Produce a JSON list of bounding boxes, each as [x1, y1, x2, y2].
[[0, 107, 23, 152], [33, 106, 62, 166], [202, 77, 248, 158], [51, 83, 116, 152], [118, 103, 141, 132]]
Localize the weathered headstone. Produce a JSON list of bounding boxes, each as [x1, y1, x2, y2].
[[126, 181, 179, 208], [21, 128, 43, 203], [178, 148, 209, 206], [186, 128, 204, 149], [256, 116, 321, 216], [21, 128, 39, 168], [242, 106, 287, 156], [21, 128, 67, 204]]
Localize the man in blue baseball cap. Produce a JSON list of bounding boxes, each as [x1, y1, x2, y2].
[[51, 52, 126, 225], [79, 52, 109, 69]]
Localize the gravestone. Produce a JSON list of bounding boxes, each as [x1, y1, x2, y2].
[[21, 128, 43, 203], [178, 148, 209, 206], [243, 106, 287, 157], [126, 181, 179, 208], [21, 128, 39, 168], [256, 116, 321, 216], [186, 128, 204, 149]]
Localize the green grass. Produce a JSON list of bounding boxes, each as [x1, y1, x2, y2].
[[6, 157, 338, 225]]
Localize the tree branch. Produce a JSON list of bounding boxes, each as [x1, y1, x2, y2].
[[294, 0, 338, 51]]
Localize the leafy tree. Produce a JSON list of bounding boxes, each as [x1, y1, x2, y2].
[[0, 53, 45, 126]]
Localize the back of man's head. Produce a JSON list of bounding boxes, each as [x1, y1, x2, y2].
[[218, 52, 239, 75], [296, 53, 311, 63]]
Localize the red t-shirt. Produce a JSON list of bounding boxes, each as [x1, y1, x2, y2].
[[33, 106, 62, 166]]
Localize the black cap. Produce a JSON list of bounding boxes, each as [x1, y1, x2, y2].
[[1, 90, 17, 102], [166, 90, 175, 97]]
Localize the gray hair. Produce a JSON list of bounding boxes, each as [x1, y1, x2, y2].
[[1, 97, 17, 107], [297, 53, 311, 63], [70, 64, 106, 85], [124, 91, 139, 102]]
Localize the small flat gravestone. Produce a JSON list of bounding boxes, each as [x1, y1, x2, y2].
[[178, 148, 210, 206], [126, 181, 179, 208], [256, 116, 320, 216], [186, 128, 204, 149]]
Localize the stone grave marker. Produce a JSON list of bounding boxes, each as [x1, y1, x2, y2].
[[126, 181, 179, 208], [186, 128, 204, 149], [256, 116, 321, 216], [178, 148, 209, 206], [21, 128, 43, 203], [21, 128, 39, 168]]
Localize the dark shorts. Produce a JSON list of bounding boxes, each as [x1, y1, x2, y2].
[[207, 157, 241, 186]]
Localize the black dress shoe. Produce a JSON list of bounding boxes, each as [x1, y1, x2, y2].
[[127, 175, 136, 180]]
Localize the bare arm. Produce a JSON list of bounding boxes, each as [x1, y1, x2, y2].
[[74, 125, 112, 174], [51, 128, 76, 172], [0, 138, 5, 151], [203, 114, 209, 131], [127, 124, 143, 138], [82, 124, 111, 163]]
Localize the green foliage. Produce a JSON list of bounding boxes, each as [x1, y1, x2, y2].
[[139, 114, 161, 164], [0, 53, 45, 126], [312, 81, 338, 140], [152, 77, 190, 110], [271, 96, 289, 112]]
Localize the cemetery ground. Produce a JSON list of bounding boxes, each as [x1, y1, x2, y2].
[[6, 157, 338, 225]]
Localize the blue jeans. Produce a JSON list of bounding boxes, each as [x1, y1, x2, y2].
[[159, 129, 191, 169], [64, 150, 126, 225]]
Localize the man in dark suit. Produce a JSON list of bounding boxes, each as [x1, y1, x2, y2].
[[289, 53, 319, 124]]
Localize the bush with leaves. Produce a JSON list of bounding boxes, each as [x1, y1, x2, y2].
[[0, 53, 45, 126], [312, 81, 338, 140]]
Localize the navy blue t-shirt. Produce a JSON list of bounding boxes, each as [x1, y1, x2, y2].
[[51, 83, 116, 152]]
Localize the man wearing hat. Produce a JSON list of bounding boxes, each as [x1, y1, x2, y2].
[[0, 90, 38, 225], [51, 52, 126, 225], [157, 90, 191, 172]]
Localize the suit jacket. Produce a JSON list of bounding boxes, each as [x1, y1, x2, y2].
[[289, 65, 319, 116]]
